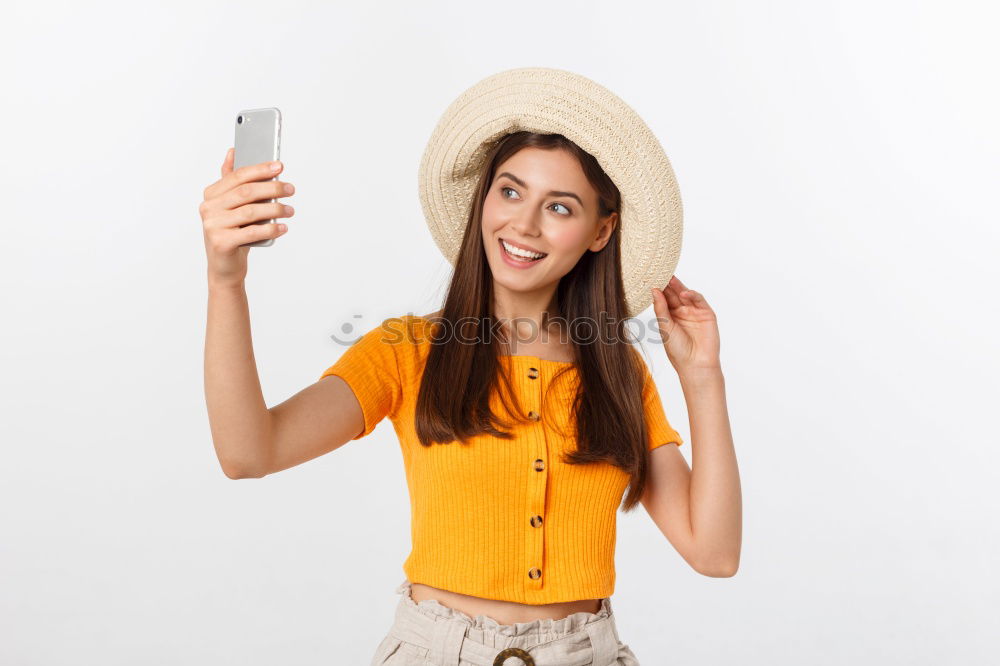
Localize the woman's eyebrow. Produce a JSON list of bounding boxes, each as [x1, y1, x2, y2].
[[496, 171, 584, 208]]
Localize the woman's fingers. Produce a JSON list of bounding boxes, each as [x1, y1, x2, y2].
[[205, 158, 283, 202], [217, 179, 294, 212], [668, 274, 690, 294], [233, 219, 288, 249], [221, 147, 234, 176], [231, 201, 294, 229], [661, 278, 684, 310], [202, 201, 291, 232], [668, 275, 704, 306]]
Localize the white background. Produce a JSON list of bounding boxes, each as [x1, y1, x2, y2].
[[2, 0, 997, 664]]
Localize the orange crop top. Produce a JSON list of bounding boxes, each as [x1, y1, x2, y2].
[[319, 314, 684, 604]]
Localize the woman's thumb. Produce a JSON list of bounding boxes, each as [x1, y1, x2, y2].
[[650, 288, 672, 334]]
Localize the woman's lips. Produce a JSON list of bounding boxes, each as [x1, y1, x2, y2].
[[499, 238, 546, 268]]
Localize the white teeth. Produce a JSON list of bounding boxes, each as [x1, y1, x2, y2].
[[502, 239, 546, 260]]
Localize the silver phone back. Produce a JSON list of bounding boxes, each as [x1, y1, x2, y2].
[[233, 107, 282, 247]]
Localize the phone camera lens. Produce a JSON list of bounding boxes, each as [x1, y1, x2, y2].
[[237, 115, 243, 124]]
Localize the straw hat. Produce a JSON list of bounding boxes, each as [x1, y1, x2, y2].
[[417, 66, 683, 319]]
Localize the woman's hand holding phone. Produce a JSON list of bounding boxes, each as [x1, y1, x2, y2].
[[199, 147, 296, 288]]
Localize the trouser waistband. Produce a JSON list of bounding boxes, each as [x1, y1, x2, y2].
[[389, 597, 621, 666]]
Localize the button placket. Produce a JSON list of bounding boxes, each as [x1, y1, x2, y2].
[[525, 360, 547, 591]]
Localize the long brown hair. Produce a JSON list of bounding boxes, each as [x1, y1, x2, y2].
[[414, 131, 655, 512]]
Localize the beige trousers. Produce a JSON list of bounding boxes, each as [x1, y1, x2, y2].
[[370, 578, 641, 666]]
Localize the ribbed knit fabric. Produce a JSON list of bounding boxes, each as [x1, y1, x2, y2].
[[319, 315, 683, 605]]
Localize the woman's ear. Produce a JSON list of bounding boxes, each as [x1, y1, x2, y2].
[[588, 211, 618, 252]]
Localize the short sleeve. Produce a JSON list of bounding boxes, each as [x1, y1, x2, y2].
[[639, 359, 685, 450], [318, 319, 404, 440]]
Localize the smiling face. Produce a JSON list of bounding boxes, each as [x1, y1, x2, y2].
[[481, 146, 618, 315]]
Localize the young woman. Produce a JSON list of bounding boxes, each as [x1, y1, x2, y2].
[[201, 69, 740, 666]]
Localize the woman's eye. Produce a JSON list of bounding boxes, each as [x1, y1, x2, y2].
[[500, 186, 571, 216]]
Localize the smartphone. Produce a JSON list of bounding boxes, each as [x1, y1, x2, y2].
[[233, 107, 282, 247]]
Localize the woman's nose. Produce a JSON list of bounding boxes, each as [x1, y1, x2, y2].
[[509, 211, 543, 236]]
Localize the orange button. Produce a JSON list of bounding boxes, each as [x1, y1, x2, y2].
[[528, 567, 542, 580]]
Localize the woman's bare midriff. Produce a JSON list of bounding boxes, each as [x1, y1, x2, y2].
[[409, 582, 602, 625]]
